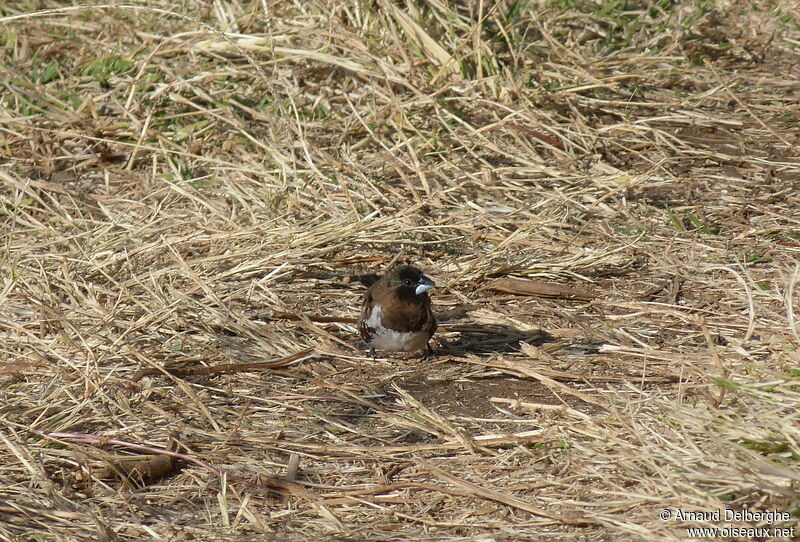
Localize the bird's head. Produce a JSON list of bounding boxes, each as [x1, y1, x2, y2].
[[387, 264, 435, 297]]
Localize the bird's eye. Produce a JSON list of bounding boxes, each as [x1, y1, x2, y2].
[[404, 279, 412, 286]]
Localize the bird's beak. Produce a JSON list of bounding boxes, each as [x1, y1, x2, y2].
[[415, 275, 435, 295]]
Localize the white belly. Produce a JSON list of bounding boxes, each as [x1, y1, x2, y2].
[[370, 328, 430, 352], [365, 306, 430, 352]]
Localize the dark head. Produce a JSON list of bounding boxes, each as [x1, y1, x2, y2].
[[387, 265, 435, 297]]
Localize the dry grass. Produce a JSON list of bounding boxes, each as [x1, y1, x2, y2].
[[1, 0, 799, 540]]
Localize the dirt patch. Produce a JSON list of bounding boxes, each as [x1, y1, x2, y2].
[[396, 376, 581, 419]]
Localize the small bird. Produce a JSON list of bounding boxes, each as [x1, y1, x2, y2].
[[357, 264, 437, 357]]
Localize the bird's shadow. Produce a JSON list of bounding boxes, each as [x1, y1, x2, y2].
[[436, 321, 554, 355]]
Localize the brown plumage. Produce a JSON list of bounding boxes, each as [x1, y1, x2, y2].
[[357, 265, 437, 356]]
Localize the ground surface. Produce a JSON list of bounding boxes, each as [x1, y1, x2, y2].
[[1, 1, 799, 541]]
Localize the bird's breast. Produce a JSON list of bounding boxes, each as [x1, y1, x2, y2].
[[363, 305, 431, 352]]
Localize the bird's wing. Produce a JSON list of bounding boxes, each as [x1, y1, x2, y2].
[[358, 290, 374, 342]]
